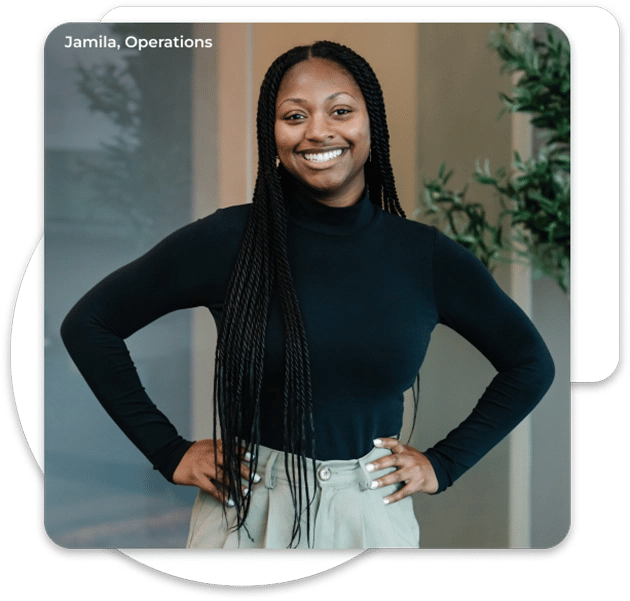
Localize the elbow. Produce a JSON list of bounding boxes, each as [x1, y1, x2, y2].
[[59, 311, 72, 342], [538, 335, 556, 389], [505, 341, 556, 409], [59, 304, 91, 356], [59, 308, 79, 354], [542, 349, 556, 394], [530, 343, 556, 402]]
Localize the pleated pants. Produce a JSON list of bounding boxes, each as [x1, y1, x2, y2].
[[185, 443, 420, 549]]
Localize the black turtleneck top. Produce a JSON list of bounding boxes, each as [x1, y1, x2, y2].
[[60, 186, 555, 493]]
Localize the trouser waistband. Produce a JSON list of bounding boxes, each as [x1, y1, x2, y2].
[[249, 443, 395, 492]]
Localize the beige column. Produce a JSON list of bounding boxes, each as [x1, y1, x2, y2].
[[216, 23, 253, 207], [189, 23, 255, 440], [508, 24, 535, 548]]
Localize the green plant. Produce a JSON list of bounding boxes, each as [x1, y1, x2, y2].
[[420, 162, 504, 271], [420, 23, 570, 293]]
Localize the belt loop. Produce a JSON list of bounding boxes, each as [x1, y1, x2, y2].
[[264, 451, 279, 490], [357, 455, 372, 492]]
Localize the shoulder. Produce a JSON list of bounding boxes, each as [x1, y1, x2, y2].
[[143, 203, 251, 270], [374, 210, 489, 271], [376, 210, 438, 245], [195, 202, 251, 235], [431, 226, 491, 274], [173, 202, 251, 251]]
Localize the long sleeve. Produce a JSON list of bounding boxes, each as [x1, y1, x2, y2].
[[422, 229, 555, 493], [60, 216, 229, 482]]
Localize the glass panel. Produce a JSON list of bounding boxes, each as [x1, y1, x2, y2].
[[45, 22, 209, 547]]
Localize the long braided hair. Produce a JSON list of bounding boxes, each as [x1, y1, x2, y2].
[[213, 40, 416, 548]]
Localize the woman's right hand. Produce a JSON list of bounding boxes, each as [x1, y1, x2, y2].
[[172, 439, 260, 505]]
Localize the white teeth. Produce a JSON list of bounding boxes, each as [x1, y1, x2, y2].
[[303, 149, 343, 162]]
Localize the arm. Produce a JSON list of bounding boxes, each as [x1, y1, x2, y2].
[[421, 229, 555, 493], [60, 218, 215, 482]]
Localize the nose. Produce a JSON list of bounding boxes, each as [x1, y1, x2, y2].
[[305, 112, 333, 143]]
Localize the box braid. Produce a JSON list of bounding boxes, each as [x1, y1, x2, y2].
[[213, 40, 417, 548]]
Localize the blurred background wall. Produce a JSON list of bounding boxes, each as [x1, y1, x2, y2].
[[45, 21, 569, 549]]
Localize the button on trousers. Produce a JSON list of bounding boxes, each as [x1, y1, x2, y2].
[[185, 443, 421, 549]]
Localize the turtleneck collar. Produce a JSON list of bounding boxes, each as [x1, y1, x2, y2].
[[285, 178, 378, 237]]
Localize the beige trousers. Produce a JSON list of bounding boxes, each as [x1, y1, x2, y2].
[[186, 443, 420, 549]]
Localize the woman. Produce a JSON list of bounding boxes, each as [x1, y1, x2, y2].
[[61, 41, 555, 549]]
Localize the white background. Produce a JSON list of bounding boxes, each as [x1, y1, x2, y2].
[[10, 5, 625, 586]]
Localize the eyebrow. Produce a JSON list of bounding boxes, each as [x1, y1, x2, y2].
[[277, 91, 353, 108]]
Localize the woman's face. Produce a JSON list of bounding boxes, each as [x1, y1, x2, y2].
[[274, 58, 371, 207]]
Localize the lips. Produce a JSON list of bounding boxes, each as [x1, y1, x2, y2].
[[300, 148, 345, 163]]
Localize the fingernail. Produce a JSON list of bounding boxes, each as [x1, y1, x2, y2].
[[253, 473, 261, 483], [244, 452, 252, 461], [370, 480, 379, 489], [243, 487, 249, 496], [227, 498, 235, 507], [365, 463, 375, 472], [383, 498, 390, 505], [373, 439, 383, 446]]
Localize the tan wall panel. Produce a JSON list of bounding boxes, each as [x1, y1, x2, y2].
[[217, 23, 251, 208], [411, 23, 514, 549], [415, 23, 511, 224]]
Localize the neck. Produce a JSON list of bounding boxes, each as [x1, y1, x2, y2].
[[284, 176, 377, 237]]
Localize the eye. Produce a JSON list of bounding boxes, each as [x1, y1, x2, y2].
[[333, 108, 352, 116], [283, 113, 305, 121]]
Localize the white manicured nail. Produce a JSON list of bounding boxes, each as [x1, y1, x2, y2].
[[383, 498, 390, 505], [365, 463, 375, 472], [244, 452, 252, 461], [373, 439, 383, 446], [243, 488, 249, 496], [227, 498, 235, 507], [253, 473, 261, 483], [370, 481, 379, 489]]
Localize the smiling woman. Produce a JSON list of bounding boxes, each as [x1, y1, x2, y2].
[[274, 58, 371, 207], [60, 40, 555, 550]]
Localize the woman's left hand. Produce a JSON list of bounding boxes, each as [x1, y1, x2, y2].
[[366, 438, 439, 503]]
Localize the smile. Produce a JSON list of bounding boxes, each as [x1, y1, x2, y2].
[[301, 148, 344, 163]]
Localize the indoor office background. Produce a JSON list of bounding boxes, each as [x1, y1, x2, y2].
[[44, 22, 570, 549]]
